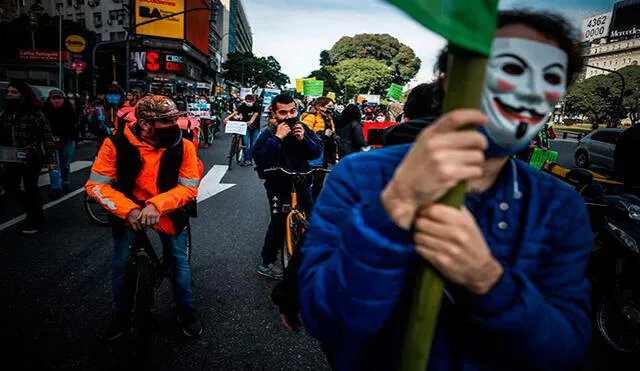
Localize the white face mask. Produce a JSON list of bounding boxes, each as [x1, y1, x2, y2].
[[375, 116, 385, 122], [245, 102, 254, 107], [480, 37, 568, 157]]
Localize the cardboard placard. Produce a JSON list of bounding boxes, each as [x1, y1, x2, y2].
[[225, 121, 248, 136]]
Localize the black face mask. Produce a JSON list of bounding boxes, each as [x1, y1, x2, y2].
[[4, 98, 22, 113], [326, 108, 335, 115], [279, 117, 298, 129], [152, 125, 182, 148]]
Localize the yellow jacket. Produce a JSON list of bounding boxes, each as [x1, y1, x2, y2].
[[301, 112, 335, 133]]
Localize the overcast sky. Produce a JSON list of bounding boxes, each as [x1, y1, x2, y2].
[[243, 0, 616, 88]]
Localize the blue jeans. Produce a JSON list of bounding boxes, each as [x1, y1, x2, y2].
[[49, 141, 76, 190], [243, 128, 260, 162], [112, 228, 194, 312]]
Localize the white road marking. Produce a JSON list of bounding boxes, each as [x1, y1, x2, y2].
[[197, 165, 235, 203], [38, 161, 94, 187], [0, 188, 85, 232]]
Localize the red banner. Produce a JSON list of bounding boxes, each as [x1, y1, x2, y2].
[[18, 49, 71, 62]]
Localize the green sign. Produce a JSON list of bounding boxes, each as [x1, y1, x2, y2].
[[529, 148, 558, 170], [303, 80, 324, 96], [387, 83, 404, 100], [385, 0, 499, 56]]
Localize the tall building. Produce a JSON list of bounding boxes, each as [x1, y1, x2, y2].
[[44, 0, 128, 41], [220, 0, 252, 60], [581, 0, 640, 79]]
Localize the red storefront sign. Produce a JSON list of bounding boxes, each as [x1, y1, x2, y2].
[[18, 49, 71, 62]]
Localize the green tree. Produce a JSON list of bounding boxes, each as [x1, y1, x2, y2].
[[221, 52, 289, 89], [328, 33, 421, 84], [565, 65, 640, 128], [319, 50, 333, 67], [330, 58, 392, 99]]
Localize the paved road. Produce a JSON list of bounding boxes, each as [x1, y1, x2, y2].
[[0, 133, 635, 370], [0, 133, 329, 370]]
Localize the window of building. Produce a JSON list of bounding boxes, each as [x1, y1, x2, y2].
[[93, 12, 102, 27], [67, 0, 72, 6], [109, 31, 125, 40]]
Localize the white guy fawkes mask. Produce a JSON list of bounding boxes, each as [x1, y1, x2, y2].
[[479, 37, 568, 157]]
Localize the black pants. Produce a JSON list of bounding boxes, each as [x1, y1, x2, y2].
[[0, 161, 44, 228], [261, 183, 311, 266]]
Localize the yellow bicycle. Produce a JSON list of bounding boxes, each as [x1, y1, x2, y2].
[[264, 167, 331, 268]]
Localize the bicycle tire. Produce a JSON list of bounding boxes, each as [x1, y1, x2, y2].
[[125, 253, 155, 360], [228, 135, 238, 170], [84, 193, 110, 226], [282, 212, 308, 269], [207, 124, 214, 144]]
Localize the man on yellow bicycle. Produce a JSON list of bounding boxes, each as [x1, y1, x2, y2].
[[252, 94, 323, 279]]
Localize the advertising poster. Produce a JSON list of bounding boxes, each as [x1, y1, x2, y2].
[[262, 88, 281, 112], [135, 0, 185, 39]]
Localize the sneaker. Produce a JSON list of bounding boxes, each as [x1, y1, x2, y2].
[[177, 308, 203, 337], [240, 161, 252, 167], [104, 312, 128, 342], [21, 225, 42, 234], [256, 263, 283, 280]]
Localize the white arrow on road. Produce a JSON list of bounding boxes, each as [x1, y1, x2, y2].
[[197, 165, 235, 203]]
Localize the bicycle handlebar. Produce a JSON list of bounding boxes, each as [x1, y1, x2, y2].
[[263, 167, 331, 176]]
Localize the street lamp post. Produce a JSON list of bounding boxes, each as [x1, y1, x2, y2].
[[585, 64, 626, 126]]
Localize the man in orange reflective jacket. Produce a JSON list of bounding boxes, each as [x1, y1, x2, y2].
[[85, 95, 203, 339]]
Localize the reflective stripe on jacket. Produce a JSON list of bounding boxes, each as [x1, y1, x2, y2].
[[84, 123, 199, 234]]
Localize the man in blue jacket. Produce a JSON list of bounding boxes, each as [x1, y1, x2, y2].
[[298, 10, 592, 371], [252, 94, 323, 279]]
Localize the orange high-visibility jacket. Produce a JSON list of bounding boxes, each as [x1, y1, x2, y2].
[[85, 123, 200, 235]]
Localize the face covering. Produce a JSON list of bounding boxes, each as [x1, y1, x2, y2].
[[245, 101, 254, 108], [279, 117, 298, 128], [105, 93, 121, 105], [51, 99, 64, 109], [376, 116, 386, 122], [151, 125, 182, 148], [326, 108, 335, 115], [480, 38, 568, 157]]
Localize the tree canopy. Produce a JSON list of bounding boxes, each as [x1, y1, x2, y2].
[[330, 58, 392, 98], [328, 33, 421, 85], [565, 65, 640, 127], [221, 52, 289, 89]]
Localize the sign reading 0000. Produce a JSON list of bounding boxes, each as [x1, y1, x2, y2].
[[582, 12, 612, 42]]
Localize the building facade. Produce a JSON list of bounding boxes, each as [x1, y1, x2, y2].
[[220, 0, 251, 60], [45, 0, 128, 41], [581, 0, 640, 80]]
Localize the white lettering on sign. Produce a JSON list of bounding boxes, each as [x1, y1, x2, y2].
[[166, 55, 184, 63]]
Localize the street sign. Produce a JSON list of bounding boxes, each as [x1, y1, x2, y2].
[[70, 60, 87, 73], [65, 35, 87, 53]]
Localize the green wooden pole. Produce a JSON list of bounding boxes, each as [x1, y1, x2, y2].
[[398, 44, 489, 371]]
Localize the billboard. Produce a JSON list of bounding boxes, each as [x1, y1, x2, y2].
[[609, 0, 640, 42], [131, 51, 185, 74], [135, 0, 184, 39], [581, 12, 612, 42], [186, 0, 210, 56]]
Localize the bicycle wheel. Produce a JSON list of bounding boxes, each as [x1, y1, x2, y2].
[[282, 212, 308, 269], [206, 124, 214, 144], [84, 193, 110, 226], [125, 252, 156, 361], [228, 135, 237, 169]]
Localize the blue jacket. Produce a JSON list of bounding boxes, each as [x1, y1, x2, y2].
[[298, 144, 592, 371], [252, 123, 323, 189]]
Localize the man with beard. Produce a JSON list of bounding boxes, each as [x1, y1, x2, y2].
[[298, 10, 591, 370], [85, 95, 203, 339], [0, 80, 56, 234]]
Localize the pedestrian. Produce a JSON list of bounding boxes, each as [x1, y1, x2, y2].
[[335, 104, 367, 157], [301, 97, 337, 201], [43, 89, 78, 198], [251, 94, 323, 279], [0, 80, 56, 234], [103, 84, 126, 133], [383, 80, 444, 146], [85, 95, 203, 340], [298, 10, 591, 370], [223, 94, 260, 166]]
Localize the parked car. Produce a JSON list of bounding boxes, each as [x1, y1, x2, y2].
[[574, 128, 624, 171]]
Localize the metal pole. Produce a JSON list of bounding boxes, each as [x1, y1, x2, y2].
[[59, 14, 63, 90], [585, 64, 626, 125]]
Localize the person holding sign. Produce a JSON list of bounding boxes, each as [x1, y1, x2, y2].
[[223, 94, 261, 166], [298, 10, 591, 370], [252, 95, 323, 280]]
